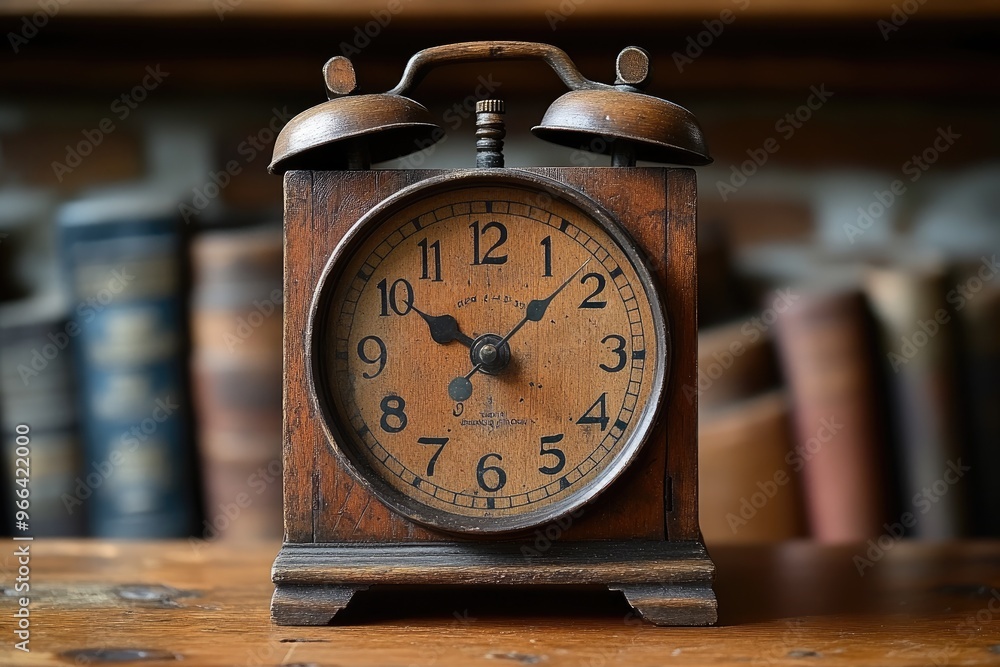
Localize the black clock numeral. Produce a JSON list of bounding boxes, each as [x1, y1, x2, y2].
[[599, 334, 627, 373], [417, 437, 449, 476], [476, 453, 507, 492], [379, 395, 408, 433], [470, 220, 508, 265], [576, 393, 609, 431], [377, 278, 414, 316], [417, 238, 443, 282], [357, 335, 387, 379], [538, 433, 566, 475], [579, 272, 607, 309], [540, 235, 553, 277]]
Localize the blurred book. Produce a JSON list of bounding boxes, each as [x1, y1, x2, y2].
[[911, 165, 1000, 537], [189, 223, 283, 541], [0, 296, 86, 536], [697, 319, 805, 543], [57, 185, 196, 538], [697, 218, 753, 328], [700, 391, 806, 543], [0, 187, 58, 304], [865, 261, 970, 538], [696, 319, 782, 412], [772, 287, 890, 542], [953, 260, 1000, 536]]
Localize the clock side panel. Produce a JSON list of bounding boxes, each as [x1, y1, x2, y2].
[[281, 170, 314, 543], [283, 169, 439, 543], [662, 169, 701, 542]]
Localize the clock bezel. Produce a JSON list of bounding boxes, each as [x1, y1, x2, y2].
[[307, 169, 670, 535]]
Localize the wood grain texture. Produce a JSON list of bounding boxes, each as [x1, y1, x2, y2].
[[272, 541, 714, 586], [271, 584, 366, 626], [271, 540, 716, 625], [284, 167, 695, 544], [307, 170, 437, 543], [662, 169, 701, 541], [613, 583, 718, 626], [533, 166, 679, 542], [281, 170, 317, 544], [3, 540, 1000, 666]]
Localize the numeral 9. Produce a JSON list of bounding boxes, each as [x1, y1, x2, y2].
[[357, 335, 387, 379]]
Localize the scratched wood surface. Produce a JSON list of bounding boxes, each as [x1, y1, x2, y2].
[[2, 540, 1000, 666]]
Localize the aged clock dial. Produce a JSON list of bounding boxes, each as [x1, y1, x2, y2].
[[312, 171, 667, 533]]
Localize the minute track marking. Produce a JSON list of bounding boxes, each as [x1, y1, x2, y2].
[[324, 179, 658, 526]]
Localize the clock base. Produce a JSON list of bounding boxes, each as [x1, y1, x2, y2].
[[271, 540, 716, 626]]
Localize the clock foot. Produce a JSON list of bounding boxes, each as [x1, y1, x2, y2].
[[271, 584, 368, 625], [611, 582, 718, 626]]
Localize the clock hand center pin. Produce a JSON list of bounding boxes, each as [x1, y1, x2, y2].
[[447, 258, 591, 402]]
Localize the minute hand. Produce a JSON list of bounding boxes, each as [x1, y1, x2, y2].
[[496, 258, 591, 348]]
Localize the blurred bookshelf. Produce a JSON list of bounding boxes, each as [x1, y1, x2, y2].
[[0, 1, 998, 543]]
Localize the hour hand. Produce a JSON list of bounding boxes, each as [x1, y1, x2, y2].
[[413, 307, 474, 347]]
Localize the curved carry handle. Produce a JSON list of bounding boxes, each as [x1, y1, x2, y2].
[[273, 41, 709, 172], [385, 41, 616, 97]]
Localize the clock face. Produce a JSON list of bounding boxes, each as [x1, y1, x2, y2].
[[312, 171, 667, 533]]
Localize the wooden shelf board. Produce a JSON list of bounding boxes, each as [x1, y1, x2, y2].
[[1, 0, 999, 20]]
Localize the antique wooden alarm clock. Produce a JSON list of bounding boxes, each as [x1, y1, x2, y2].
[[268, 41, 716, 626]]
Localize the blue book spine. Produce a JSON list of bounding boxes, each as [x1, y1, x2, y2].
[[59, 209, 195, 538]]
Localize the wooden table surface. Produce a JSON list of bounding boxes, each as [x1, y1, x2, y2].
[[2, 539, 999, 666]]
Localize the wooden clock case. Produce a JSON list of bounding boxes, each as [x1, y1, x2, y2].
[[271, 165, 716, 626]]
